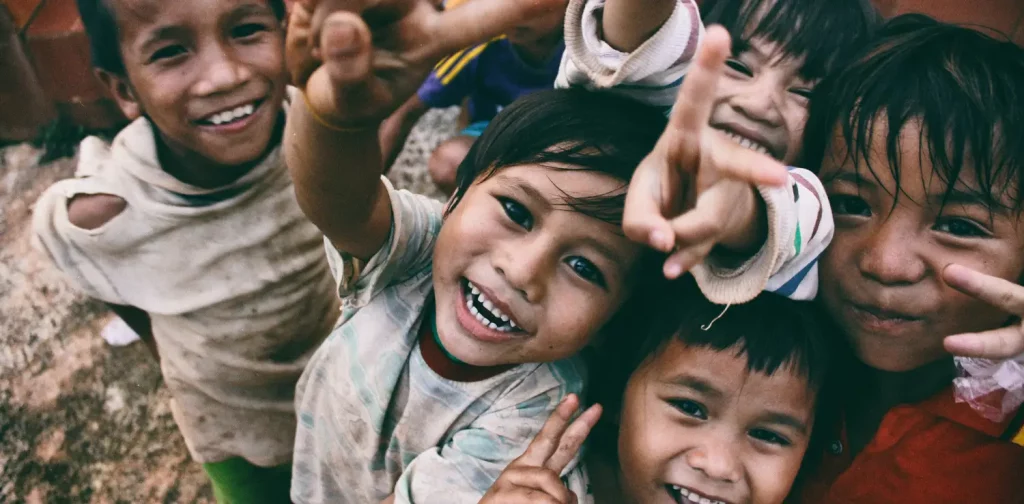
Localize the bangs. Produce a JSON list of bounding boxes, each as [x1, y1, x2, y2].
[[805, 14, 1024, 212], [702, 0, 879, 80], [448, 89, 667, 221]]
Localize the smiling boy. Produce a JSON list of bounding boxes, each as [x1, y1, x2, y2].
[[32, 0, 339, 501]]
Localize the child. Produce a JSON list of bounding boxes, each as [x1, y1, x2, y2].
[[556, 0, 876, 294], [558, 0, 877, 165], [483, 281, 834, 504], [32, 0, 339, 501], [378, 0, 567, 192], [283, 0, 827, 501], [795, 14, 1024, 502]]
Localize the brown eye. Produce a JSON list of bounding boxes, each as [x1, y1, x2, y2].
[[150, 45, 187, 62], [232, 23, 268, 39], [725, 58, 753, 77]]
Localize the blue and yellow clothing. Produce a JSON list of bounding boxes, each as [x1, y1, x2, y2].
[[417, 37, 564, 124]]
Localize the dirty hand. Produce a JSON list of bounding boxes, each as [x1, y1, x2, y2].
[[479, 394, 602, 504], [943, 264, 1024, 359], [622, 26, 788, 279], [286, 0, 560, 128]]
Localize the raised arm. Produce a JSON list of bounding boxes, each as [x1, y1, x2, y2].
[[284, 0, 561, 260], [602, 0, 677, 52]]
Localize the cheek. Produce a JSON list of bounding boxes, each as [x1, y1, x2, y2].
[[748, 452, 804, 503]]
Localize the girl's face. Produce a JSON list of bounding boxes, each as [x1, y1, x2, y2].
[[616, 341, 815, 504], [819, 119, 1024, 371], [709, 38, 814, 165], [431, 164, 643, 367]]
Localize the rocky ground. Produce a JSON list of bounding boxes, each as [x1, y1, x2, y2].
[[0, 108, 457, 503]]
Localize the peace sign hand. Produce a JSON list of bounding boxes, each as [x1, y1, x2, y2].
[[286, 0, 561, 128], [479, 394, 602, 504], [622, 26, 788, 279], [944, 264, 1024, 359]]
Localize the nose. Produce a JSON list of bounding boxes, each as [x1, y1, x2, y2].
[[730, 75, 784, 126], [492, 233, 556, 304], [684, 430, 742, 483], [193, 43, 251, 96], [857, 216, 927, 286]]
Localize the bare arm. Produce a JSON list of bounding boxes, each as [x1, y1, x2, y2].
[[285, 97, 394, 261], [106, 304, 159, 360], [381, 95, 429, 172], [285, 0, 558, 259], [602, 0, 678, 52]]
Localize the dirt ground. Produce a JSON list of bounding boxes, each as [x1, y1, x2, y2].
[[0, 108, 457, 503]]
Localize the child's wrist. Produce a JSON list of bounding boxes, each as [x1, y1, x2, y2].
[[300, 92, 379, 133], [719, 185, 767, 255]]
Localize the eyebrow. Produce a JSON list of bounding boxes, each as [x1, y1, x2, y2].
[[665, 375, 725, 400], [138, 25, 189, 54], [760, 411, 809, 435], [499, 176, 551, 210], [828, 170, 1002, 210]]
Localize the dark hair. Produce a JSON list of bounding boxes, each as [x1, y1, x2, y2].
[[76, 0, 288, 74], [802, 14, 1024, 212], [589, 276, 836, 463], [701, 0, 879, 81], [449, 88, 668, 226]]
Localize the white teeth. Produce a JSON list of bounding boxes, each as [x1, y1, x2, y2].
[[464, 281, 517, 332], [206, 103, 256, 125], [721, 129, 770, 156]]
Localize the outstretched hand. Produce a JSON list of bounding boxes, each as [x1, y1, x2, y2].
[[286, 0, 562, 128], [479, 394, 602, 504], [943, 264, 1024, 360], [622, 26, 788, 279]]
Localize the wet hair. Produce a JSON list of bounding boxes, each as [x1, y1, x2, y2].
[[76, 0, 288, 74], [802, 14, 1024, 212], [449, 88, 668, 227], [701, 0, 880, 81]]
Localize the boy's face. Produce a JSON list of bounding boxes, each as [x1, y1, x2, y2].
[[819, 119, 1024, 371], [617, 342, 814, 504], [431, 164, 642, 367], [710, 38, 813, 165], [104, 0, 287, 170]]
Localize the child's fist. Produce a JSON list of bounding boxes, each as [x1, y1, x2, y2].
[[286, 0, 563, 128]]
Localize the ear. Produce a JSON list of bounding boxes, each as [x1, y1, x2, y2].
[[95, 69, 142, 120]]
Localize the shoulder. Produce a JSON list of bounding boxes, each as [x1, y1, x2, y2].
[[67, 193, 127, 230]]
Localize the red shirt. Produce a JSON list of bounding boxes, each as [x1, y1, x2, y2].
[[797, 387, 1024, 503]]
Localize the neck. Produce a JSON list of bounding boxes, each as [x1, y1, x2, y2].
[[153, 112, 283, 189], [418, 308, 514, 382], [857, 357, 955, 406]]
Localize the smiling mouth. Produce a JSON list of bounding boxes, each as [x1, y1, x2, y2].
[[667, 484, 731, 504], [462, 279, 521, 333], [196, 100, 263, 126], [714, 126, 773, 158]]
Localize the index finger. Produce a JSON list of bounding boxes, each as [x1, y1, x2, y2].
[[943, 263, 1024, 315], [514, 394, 582, 467], [543, 403, 602, 474], [427, 0, 565, 60], [667, 26, 731, 140]]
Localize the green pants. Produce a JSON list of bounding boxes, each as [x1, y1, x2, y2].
[[203, 457, 292, 504]]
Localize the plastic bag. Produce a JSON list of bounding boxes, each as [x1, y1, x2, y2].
[[953, 355, 1024, 422]]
